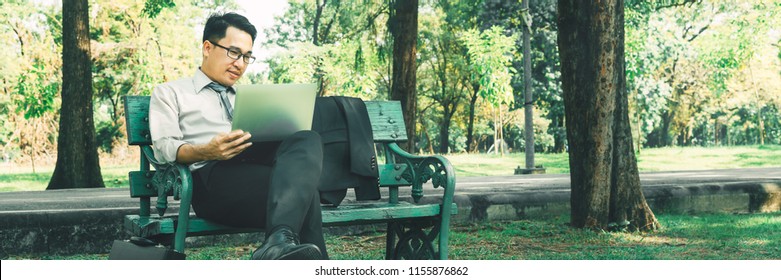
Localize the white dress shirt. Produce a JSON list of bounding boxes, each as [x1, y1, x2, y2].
[[149, 69, 235, 171]]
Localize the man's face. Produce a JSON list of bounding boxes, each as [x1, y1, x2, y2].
[[201, 26, 253, 87]]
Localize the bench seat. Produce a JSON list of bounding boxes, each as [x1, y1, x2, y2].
[[125, 202, 458, 238]]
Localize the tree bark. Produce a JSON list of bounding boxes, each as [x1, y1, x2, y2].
[[439, 110, 451, 154], [438, 97, 458, 154], [389, 0, 418, 151], [466, 83, 479, 152], [48, 0, 104, 190], [557, 0, 658, 231]]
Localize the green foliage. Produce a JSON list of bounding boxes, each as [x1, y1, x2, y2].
[[264, 0, 390, 100], [2, 0, 781, 161], [0, 0, 61, 164], [95, 121, 122, 153], [263, 0, 389, 48], [625, 7, 675, 142], [142, 0, 175, 18], [87, 0, 215, 152], [266, 40, 387, 100], [461, 26, 517, 106], [14, 63, 58, 119], [625, 0, 781, 147]]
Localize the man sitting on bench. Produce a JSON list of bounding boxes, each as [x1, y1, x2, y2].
[[148, 12, 326, 260]]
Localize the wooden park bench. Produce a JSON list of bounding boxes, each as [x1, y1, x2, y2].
[[121, 95, 457, 259]]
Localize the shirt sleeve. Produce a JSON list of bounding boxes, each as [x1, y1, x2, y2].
[[149, 84, 188, 164]]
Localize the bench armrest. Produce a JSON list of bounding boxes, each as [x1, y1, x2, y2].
[[140, 146, 193, 217], [386, 143, 456, 208]]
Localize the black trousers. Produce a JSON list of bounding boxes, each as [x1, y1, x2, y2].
[[192, 131, 327, 258]]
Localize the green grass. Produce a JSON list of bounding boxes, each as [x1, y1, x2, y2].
[[2, 145, 780, 192], [443, 144, 781, 177], [444, 152, 570, 176], [0, 164, 132, 192], [635, 145, 781, 172], [9, 212, 780, 260]]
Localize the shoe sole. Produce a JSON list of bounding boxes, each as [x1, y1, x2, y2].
[[277, 245, 322, 260]]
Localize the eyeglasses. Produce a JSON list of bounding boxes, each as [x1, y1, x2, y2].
[[208, 40, 256, 64]]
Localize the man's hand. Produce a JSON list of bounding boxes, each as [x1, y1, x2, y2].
[[176, 130, 252, 164], [204, 130, 253, 160]]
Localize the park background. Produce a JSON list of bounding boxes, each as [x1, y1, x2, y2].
[[1, 0, 781, 261], [2, 0, 780, 171]]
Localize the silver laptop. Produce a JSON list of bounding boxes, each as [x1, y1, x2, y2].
[[231, 83, 318, 142]]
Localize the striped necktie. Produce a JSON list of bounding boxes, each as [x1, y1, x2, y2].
[[207, 82, 233, 121]]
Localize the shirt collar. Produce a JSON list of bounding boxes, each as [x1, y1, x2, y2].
[[193, 68, 235, 95], [193, 68, 214, 94]]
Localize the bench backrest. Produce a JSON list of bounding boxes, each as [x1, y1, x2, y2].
[[123, 95, 408, 145], [123, 95, 414, 207]]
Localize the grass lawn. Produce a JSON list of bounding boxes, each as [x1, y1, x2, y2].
[[10, 212, 780, 260], [2, 145, 780, 192], [433, 144, 781, 177], [0, 164, 133, 192]]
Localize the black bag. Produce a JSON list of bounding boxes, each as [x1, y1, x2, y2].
[[108, 237, 185, 260]]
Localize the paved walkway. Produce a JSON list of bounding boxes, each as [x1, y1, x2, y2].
[[1, 167, 778, 213], [2, 167, 779, 211]]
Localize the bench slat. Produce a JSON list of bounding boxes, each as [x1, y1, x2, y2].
[[124, 96, 152, 145], [129, 163, 412, 199], [125, 202, 458, 238], [364, 101, 408, 142], [128, 171, 156, 197]]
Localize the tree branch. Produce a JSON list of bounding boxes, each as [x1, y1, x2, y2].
[[8, 20, 25, 56], [313, 0, 326, 45], [685, 24, 709, 42], [654, 0, 702, 11]]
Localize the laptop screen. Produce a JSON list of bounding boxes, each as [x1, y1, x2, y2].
[[231, 83, 318, 142]]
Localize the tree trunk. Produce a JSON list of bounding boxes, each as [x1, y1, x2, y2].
[[313, 0, 325, 46], [557, 0, 658, 231], [389, 0, 418, 151], [439, 112, 451, 154], [438, 100, 458, 154], [48, 0, 104, 190], [466, 83, 479, 152]]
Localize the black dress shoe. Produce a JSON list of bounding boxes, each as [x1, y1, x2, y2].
[[252, 227, 322, 260]]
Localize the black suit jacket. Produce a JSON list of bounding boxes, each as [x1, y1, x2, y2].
[[312, 96, 380, 206]]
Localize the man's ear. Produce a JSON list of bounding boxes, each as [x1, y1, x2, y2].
[[202, 41, 211, 58]]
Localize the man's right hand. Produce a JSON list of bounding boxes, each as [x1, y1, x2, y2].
[[175, 130, 252, 164]]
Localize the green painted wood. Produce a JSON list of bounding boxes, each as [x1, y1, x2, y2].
[[365, 101, 408, 142], [321, 202, 444, 226], [124, 96, 152, 145], [133, 164, 411, 197], [125, 203, 458, 238], [124, 215, 162, 238], [128, 171, 156, 197], [378, 164, 411, 186]]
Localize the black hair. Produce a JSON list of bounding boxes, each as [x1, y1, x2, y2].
[[202, 12, 257, 44]]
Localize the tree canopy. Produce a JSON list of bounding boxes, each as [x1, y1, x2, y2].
[[1, 0, 779, 167]]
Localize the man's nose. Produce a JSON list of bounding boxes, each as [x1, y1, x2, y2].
[[233, 58, 246, 67]]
